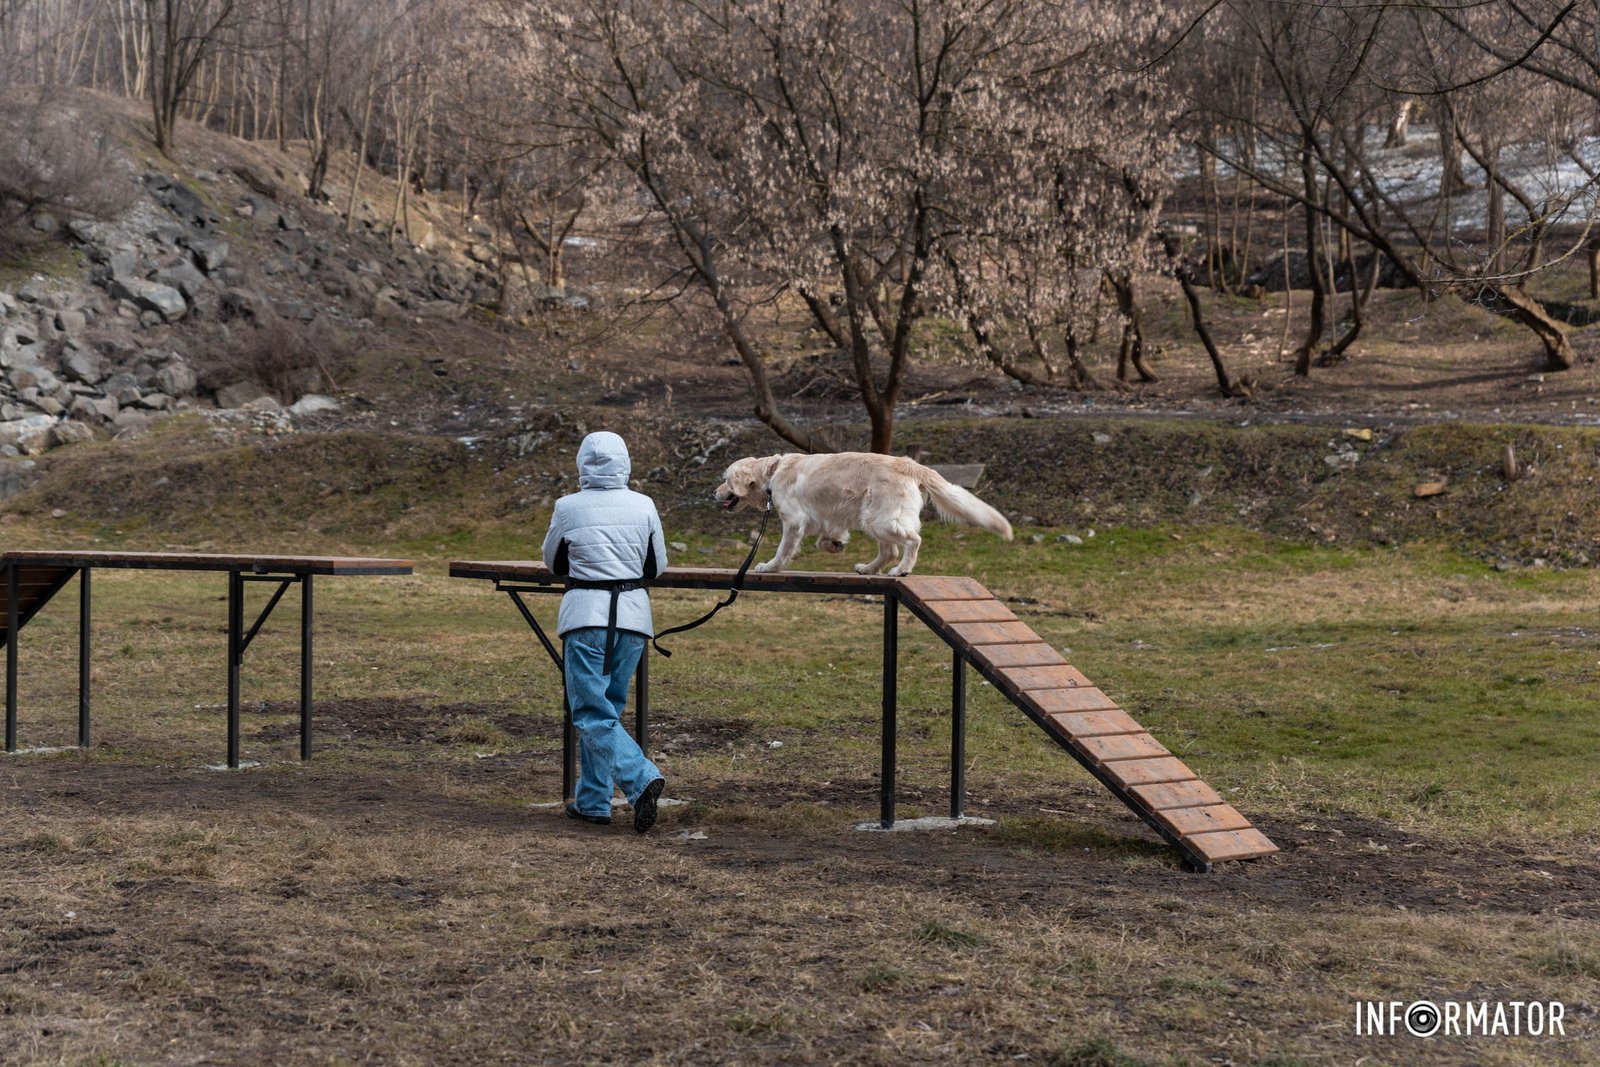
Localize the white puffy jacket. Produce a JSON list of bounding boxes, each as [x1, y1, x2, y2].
[[541, 431, 669, 637]]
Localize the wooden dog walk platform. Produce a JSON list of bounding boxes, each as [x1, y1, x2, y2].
[[451, 562, 1277, 871], [2, 551, 414, 765]]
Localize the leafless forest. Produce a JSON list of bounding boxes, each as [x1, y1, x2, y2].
[[3, 0, 1600, 451]]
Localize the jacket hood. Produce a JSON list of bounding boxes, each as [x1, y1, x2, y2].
[[576, 431, 631, 489]]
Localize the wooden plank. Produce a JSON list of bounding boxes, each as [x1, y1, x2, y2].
[[1129, 780, 1224, 811], [973, 643, 1068, 670], [1154, 804, 1253, 837], [1030, 690, 1123, 716], [896, 576, 991, 602], [1184, 827, 1279, 862], [1074, 733, 1170, 763], [918, 599, 1018, 624], [1042, 707, 1141, 736], [1101, 756, 1196, 788], [997, 664, 1093, 692], [3, 551, 412, 575], [947, 620, 1041, 646]]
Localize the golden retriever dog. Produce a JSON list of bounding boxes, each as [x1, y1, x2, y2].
[[714, 453, 1013, 576]]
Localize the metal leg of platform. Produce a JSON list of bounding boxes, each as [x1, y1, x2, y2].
[[78, 568, 90, 748], [951, 650, 966, 819], [881, 593, 898, 829]]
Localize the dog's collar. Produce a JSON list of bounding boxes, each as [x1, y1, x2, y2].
[[764, 487, 773, 511]]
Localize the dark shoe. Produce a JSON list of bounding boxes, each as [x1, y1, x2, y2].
[[633, 778, 665, 833], [565, 802, 610, 825]]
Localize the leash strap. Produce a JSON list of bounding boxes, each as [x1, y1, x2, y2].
[[564, 577, 648, 674], [652, 493, 772, 658]]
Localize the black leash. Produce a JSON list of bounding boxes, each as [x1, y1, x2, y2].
[[652, 491, 772, 658]]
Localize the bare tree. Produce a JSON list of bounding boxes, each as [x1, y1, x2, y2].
[[144, 0, 246, 153], [506, 0, 1174, 453]]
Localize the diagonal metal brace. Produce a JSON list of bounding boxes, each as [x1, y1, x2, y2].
[[239, 576, 300, 657], [501, 586, 563, 670]]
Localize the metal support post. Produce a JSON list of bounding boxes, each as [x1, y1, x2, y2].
[[635, 647, 649, 756], [561, 667, 576, 803], [881, 593, 898, 829], [227, 570, 243, 768], [78, 568, 91, 748], [6, 562, 16, 753], [951, 649, 966, 819], [300, 573, 313, 760]]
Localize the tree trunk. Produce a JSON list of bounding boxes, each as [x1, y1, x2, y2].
[[1294, 139, 1326, 376], [1385, 99, 1412, 148], [1588, 234, 1600, 299], [1107, 270, 1157, 383], [1491, 285, 1576, 370]]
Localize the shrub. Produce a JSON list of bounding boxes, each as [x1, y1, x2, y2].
[[0, 91, 131, 258]]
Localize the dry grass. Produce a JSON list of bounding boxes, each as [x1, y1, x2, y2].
[[0, 544, 1598, 1064]]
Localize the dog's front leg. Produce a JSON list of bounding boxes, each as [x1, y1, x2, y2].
[[752, 521, 801, 573]]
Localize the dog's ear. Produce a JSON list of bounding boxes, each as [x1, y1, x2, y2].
[[762, 456, 781, 482]]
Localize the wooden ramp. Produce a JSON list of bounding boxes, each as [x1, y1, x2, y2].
[[896, 576, 1277, 870], [0, 563, 78, 642]]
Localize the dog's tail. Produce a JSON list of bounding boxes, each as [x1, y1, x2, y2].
[[917, 466, 1014, 541]]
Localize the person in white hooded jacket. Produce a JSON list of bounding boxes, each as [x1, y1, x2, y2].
[[541, 431, 669, 831]]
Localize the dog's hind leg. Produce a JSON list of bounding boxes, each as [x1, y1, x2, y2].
[[889, 532, 922, 576], [854, 541, 894, 575]]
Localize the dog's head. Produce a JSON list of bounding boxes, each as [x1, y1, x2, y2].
[[714, 456, 780, 512]]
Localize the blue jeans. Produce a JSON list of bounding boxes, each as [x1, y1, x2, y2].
[[563, 627, 662, 818]]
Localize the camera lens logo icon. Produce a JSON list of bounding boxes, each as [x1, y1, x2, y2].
[[1405, 1001, 1442, 1038]]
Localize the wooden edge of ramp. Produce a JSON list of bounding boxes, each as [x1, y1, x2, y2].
[[895, 575, 1278, 871]]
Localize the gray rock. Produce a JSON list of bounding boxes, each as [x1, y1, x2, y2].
[[0, 414, 57, 455], [111, 409, 150, 433], [69, 395, 118, 424], [55, 309, 86, 334], [61, 347, 104, 384], [34, 316, 59, 344], [102, 373, 141, 406], [138, 309, 164, 328], [135, 391, 173, 411], [0, 457, 37, 497], [30, 213, 57, 235], [151, 175, 216, 228], [108, 277, 187, 322], [272, 299, 315, 322], [97, 336, 136, 361], [154, 360, 197, 397], [107, 249, 138, 280], [216, 381, 271, 408], [185, 237, 229, 273], [150, 222, 185, 247], [0, 403, 23, 421], [31, 395, 64, 417], [260, 255, 296, 276], [240, 194, 280, 229], [275, 230, 311, 254], [10, 365, 61, 394], [286, 394, 339, 417], [50, 420, 94, 447], [15, 283, 46, 304], [153, 260, 208, 300], [219, 288, 270, 322], [241, 395, 280, 413]]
